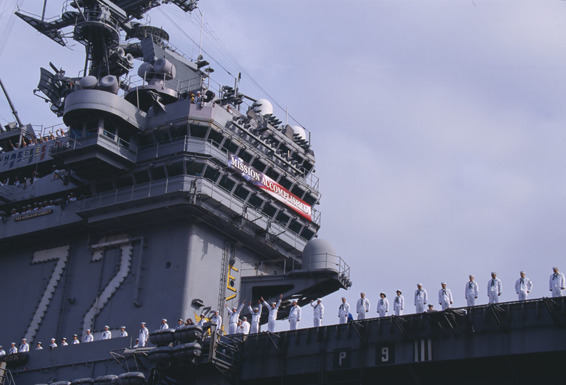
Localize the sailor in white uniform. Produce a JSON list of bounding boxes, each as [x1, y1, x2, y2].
[[159, 319, 169, 330], [101, 325, 112, 340], [240, 317, 251, 335], [19, 338, 29, 352], [0, 346, 5, 356], [338, 297, 350, 324], [487, 272, 503, 304], [210, 311, 223, 333], [225, 301, 245, 335], [84, 329, 94, 343], [138, 323, 149, 347], [376, 293, 389, 317], [197, 314, 206, 327], [72, 334, 80, 344], [356, 292, 370, 320], [393, 290, 404, 316], [515, 271, 533, 301], [438, 282, 453, 310], [262, 294, 283, 333], [288, 300, 302, 330], [310, 299, 324, 327], [119, 326, 128, 337], [549, 267, 566, 297], [34, 342, 43, 351], [248, 301, 263, 333], [465, 275, 479, 307], [49, 338, 57, 349], [8, 343, 17, 354], [414, 284, 428, 313], [61, 337, 68, 346]]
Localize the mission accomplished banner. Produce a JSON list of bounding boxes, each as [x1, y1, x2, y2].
[[228, 153, 312, 221]]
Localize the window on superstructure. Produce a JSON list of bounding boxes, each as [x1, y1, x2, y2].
[[233, 185, 250, 201], [116, 176, 132, 188], [239, 150, 252, 163], [279, 176, 292, 189], [171, 124, 188, 139], [262, 203, 277, 218], [222, 139, 238, 154], [203, 167, 220, 183], [276, 211, 290, 226], [303, 194, 317, 206], [155, 130, 170, 143], [208, 129, 223, 147], [190, 124, 208, 139], [186, 161, 204, 176], [151, 166, 166, 180], [291, 186, 305, 199], [300, 227, 315, 240], [265, 167, 279, 181], [252, 159, 266, 172], [248, 194, 263, 209], [289, 220, 303, 235], [166, 162, 184, 177], [134, 170, 150, 183], [218, 175, 236, 192]]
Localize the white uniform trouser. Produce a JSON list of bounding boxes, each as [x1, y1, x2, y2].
[[488, 291, 499, 304], [440, 300, 450, 310], [466, 296, 476, 307], [357, 311, 366, 320], [289, 318, 299, 330], [415, 302, 425, 313], [267, 318, 276, 332], [339, 315, 348, 324], [378, 309, 386, 317], [394, 307, 403, 316], [228, 322, 237, 335], [552, 287, 562, 297], [313, 318, 322, 327], [517, 290, 528, 301], [250, 322, 259, 333]]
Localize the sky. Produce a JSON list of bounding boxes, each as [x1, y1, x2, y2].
[[2, 0, 566, 330]]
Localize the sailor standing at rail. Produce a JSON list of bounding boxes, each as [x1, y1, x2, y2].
[[210, 311, 223, 334], [515, 271, 533, 301], [393, 290, 404, 316], [288, 300, 302, 330], [84, 329, 94, 343], [465, 275, 479, 307], [8, 342, 17, 354], [72, 334, 80, 344], [138, 322, 149, 347], [240, 317, 250, 335], [159, 319, 169, 330], [338, 297, 350, 323], [414, 284, 428, 313], [549, 267, 566, 297], [356, 292, 370, 320], [101, 325, 112, 340], [225, 301, 245, 335], [119, 326, 128, 337], [262, 294, 283, 333], [310, 299, 324, 327], [438, 282, 453, 310], [19, 338, 29, 352], [248, 300, 263, 333], [487, 272, 503, 304], [376, 293, 389, 317]]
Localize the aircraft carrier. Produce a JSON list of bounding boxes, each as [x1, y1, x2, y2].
[[0, 1, 565, 385]]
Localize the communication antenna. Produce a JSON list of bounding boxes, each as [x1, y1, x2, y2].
[[0, 77, 23, 127]]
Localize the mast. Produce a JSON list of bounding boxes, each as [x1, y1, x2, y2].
[[0, 77, 23, 127]]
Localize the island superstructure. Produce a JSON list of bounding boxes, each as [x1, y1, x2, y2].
[[0, 1, 350, 383]]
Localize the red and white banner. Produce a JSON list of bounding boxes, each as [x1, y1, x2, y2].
[[228, 153, 312, 221]]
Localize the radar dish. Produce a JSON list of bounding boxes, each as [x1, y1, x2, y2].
[[303, 238, 336, 258], [253, 99, 273, 116], [292, 126, 307, 142]]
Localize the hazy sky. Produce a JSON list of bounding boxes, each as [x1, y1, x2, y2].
[[2, 0, 566, 329]]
